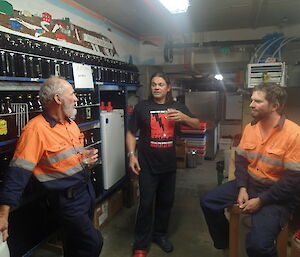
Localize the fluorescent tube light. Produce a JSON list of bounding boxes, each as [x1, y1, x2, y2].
[[214, 74, 223, 80], [158, 0, 190, 14]]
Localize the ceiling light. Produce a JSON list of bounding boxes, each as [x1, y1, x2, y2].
[[214, 74, 223, 80], [158, 0, 190, 14]]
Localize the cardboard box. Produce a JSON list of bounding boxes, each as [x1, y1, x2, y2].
[[93, 190, 124, 230], [176, 156, 186, 168], [176, 139, 187, 157], [176, 139, 187, 168], [108, 189, 123, 218], [93, 201, 109, 230]]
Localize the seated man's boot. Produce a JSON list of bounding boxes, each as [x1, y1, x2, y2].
[[152, 236, 174, 253]]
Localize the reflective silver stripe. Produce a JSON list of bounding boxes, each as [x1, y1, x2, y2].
[[74, 146, 85, 153], [284, 162, 300, 172], [35, 163, 84, 182], [247, 170, 278, 184], [236, 147, 283, 167], [39, 146, 84, 165], [9, 158, 36, 171]]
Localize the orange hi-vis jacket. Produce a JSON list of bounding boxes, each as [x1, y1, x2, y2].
[[0, 113, 87, 206], [237, 116, 300, 183], [235, 116, 300, 205]]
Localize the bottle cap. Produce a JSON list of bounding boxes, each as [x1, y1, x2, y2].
[[106, 101, 113, 112], [100, 101, 106, 111]]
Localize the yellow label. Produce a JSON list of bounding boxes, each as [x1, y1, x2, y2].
[[262, 72, 271, 83], [0, 119, 8, 135]]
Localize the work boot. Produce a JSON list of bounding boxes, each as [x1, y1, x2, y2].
[[152, 236, 174, 253]]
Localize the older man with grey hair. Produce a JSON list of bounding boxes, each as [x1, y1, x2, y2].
[[0, 77, 103, 257]]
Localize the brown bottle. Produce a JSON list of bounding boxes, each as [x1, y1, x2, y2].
[[27, 94, 37, 119], [74, 93, 83, 124]]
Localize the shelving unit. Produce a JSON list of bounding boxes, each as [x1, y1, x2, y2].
[[0, 27, 142, 256], [0, 78, 141, 257]]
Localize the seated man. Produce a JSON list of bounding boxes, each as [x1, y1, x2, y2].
[[201, 83, 300, 257]]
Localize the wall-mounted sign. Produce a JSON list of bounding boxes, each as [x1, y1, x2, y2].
[[72, 63, 94, 89]]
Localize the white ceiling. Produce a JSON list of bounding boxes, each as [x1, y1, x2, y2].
[[73, 0, 300, 38]]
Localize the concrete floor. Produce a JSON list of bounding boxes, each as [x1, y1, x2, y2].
[[32, 156, 226, 257]]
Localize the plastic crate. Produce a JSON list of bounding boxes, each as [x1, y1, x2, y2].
[[196, 150, 206, 165], [187, 145, 206, 151], [180, 122, 207, 134], [186, 138, 206, 146]]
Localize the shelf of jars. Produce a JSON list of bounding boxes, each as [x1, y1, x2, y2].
[[0, 31, 140, 88], [98, 82, 142, 91], [77, 119, 100, 130], [0, 92, 100, 147], [0, 119, 101, 147], [0, 30, 136, 210], [0, 80, 42, 91], [0, 76, 48, 82], [0, 47, 139, 85], [0, 78, 141, 92], [0, 138, 17, 146]]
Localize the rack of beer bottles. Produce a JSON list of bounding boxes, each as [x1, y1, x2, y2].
[[0, 29, 140, 195], [0, 31, 139, 84]]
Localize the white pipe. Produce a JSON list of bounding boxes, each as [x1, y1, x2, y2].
[[257, 36, 286, 63], [278, 37, 294, 61], [272, 37, 299, 59], [250, 39, 272, 63]]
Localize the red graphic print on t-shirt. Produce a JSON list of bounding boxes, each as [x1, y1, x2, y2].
[[150, 110, 175, 148]]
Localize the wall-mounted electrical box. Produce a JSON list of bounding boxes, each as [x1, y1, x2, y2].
[[247, 62, 286, 88]]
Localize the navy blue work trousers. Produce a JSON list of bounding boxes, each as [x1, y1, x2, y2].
[[133, 168, 176, 250], [57, 180, 103, 257], [200, 180, 291, 257]]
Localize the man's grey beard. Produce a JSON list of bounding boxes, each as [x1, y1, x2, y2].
[[63, 101, 77, 118]]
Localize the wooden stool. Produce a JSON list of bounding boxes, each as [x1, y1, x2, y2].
[[226, 147, 300, 257], [228, 204, 289, 257]]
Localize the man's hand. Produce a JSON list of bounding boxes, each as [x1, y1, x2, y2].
[[81, 148, 99, 166], [129, 154, 141, 175], [237, 187, 249, 208], [242, 197, 261, 213], [0, 205, 10, 241], [167, 109, 186, 123]]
